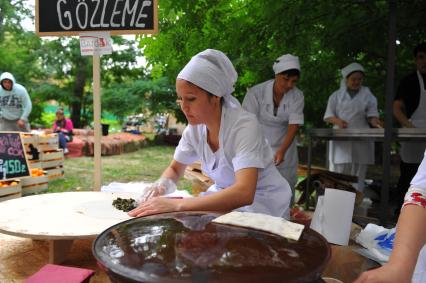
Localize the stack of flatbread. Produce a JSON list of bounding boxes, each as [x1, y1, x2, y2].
[[212, 211, 304, 241]]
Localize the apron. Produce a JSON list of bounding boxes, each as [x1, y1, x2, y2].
[[400, 71, 426, 164], [329, 89, 375, 164], [198, 107, 291, 217], [258, 82, 298, 186]]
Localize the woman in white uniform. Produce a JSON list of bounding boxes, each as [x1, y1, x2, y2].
[[355, 150, 426, 283], [129, 49, 292, 218], [323, 63, 382, 192], [242, 54, 304, 193]]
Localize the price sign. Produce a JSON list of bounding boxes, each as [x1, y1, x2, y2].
[[0, 132, 30, 180]]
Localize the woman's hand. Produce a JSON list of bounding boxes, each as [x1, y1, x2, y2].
[[128, 197, 182, 217], [353, 263, 412, 283], [369, 117, 383, 128], [274, 149, 285, 166], [336, 118, 348, 129], [139, 178, 177, 203]]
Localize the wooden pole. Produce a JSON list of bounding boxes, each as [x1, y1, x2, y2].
[[380, 0, 396, 225], [93, 54, 102, 191]]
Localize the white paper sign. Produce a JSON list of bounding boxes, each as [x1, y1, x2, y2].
[[79, 32, 113, 56], [310, 195, 324, 234], [310, 188, 355, 246]]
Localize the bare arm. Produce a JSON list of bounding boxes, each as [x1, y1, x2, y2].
[[275, 124, 299, 165], [159, 159, 187, 184], [354, 205, 426, 283], [129, 167, 258, 217], [393, 100, 414, 128]]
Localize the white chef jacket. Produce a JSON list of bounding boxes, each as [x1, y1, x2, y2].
[[400, 71, 426, 164], [174, 104, 292, 218], [242, 80, 304, 173], [324, 86, 379, 164]]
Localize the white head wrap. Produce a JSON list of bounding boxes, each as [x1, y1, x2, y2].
[[341, 62, 365, 78], [177, 49, 240, 108], [272, 54, 300, 74], [340, 62, 365, 89]]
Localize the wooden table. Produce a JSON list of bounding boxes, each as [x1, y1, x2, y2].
[[0, 191, 137, 264]]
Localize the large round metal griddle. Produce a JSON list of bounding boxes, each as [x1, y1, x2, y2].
[[93, 211, 331, 283]]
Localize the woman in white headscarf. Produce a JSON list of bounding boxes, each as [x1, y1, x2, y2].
[[242, 54, 304, 195], [324, 62, 382, 192], [129, 49, 292, 218]]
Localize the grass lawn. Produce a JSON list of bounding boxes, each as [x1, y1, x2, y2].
[[46, 145, 192, 193]]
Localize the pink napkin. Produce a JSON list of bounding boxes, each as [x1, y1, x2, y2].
[[24, 264, 95, 283]]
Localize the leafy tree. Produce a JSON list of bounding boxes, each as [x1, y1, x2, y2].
[[0, 0, 30, 40], [138, 0, 426, 127], [0, 4, 46, 126], [102, 77, 176, 122], [36, 36, 154, 128]]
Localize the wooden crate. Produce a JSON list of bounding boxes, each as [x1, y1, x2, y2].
[[38, 133, 59, 151], [21, 175, 48, 196], [40, 149, 64, 161], [0, 180, 21, 202], [0, 193, 22, 202], [45, 167, 64, 181], [21, 133, 38, 153], [42, 159, 64, 169], [21, 133, 37, 144], [28, 150, 65, 172], [28, 160, 42, 169]]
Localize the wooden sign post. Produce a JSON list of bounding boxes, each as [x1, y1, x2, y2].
[[35, 0, 158, 191], [0, 132, 30, 180]]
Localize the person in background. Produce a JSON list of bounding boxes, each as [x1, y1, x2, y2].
[[53, 108, 73, 154], [242, 54, 304, 196], [354, 150, 426, 283], [393, 42, 426, 214], [129, 49, 292, 218], [324, 63, 382, 192], [0, 72, 32, 132]]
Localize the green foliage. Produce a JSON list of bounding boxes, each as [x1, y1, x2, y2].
[[138, 0, 426, 127], [0, 0, 31, 40], [102, 77, 179, 122], [1, 0, 425, 130], [35, 36, 148, 127]]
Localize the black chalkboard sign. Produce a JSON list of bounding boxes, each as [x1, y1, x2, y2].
[[0, 132, 30, 180], [36, 0, 158, 36]]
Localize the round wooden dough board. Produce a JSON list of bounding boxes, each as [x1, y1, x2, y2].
[[0, 192, 139, 240]]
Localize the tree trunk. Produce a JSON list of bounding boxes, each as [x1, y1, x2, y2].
[[70, 60, 88, 128]]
